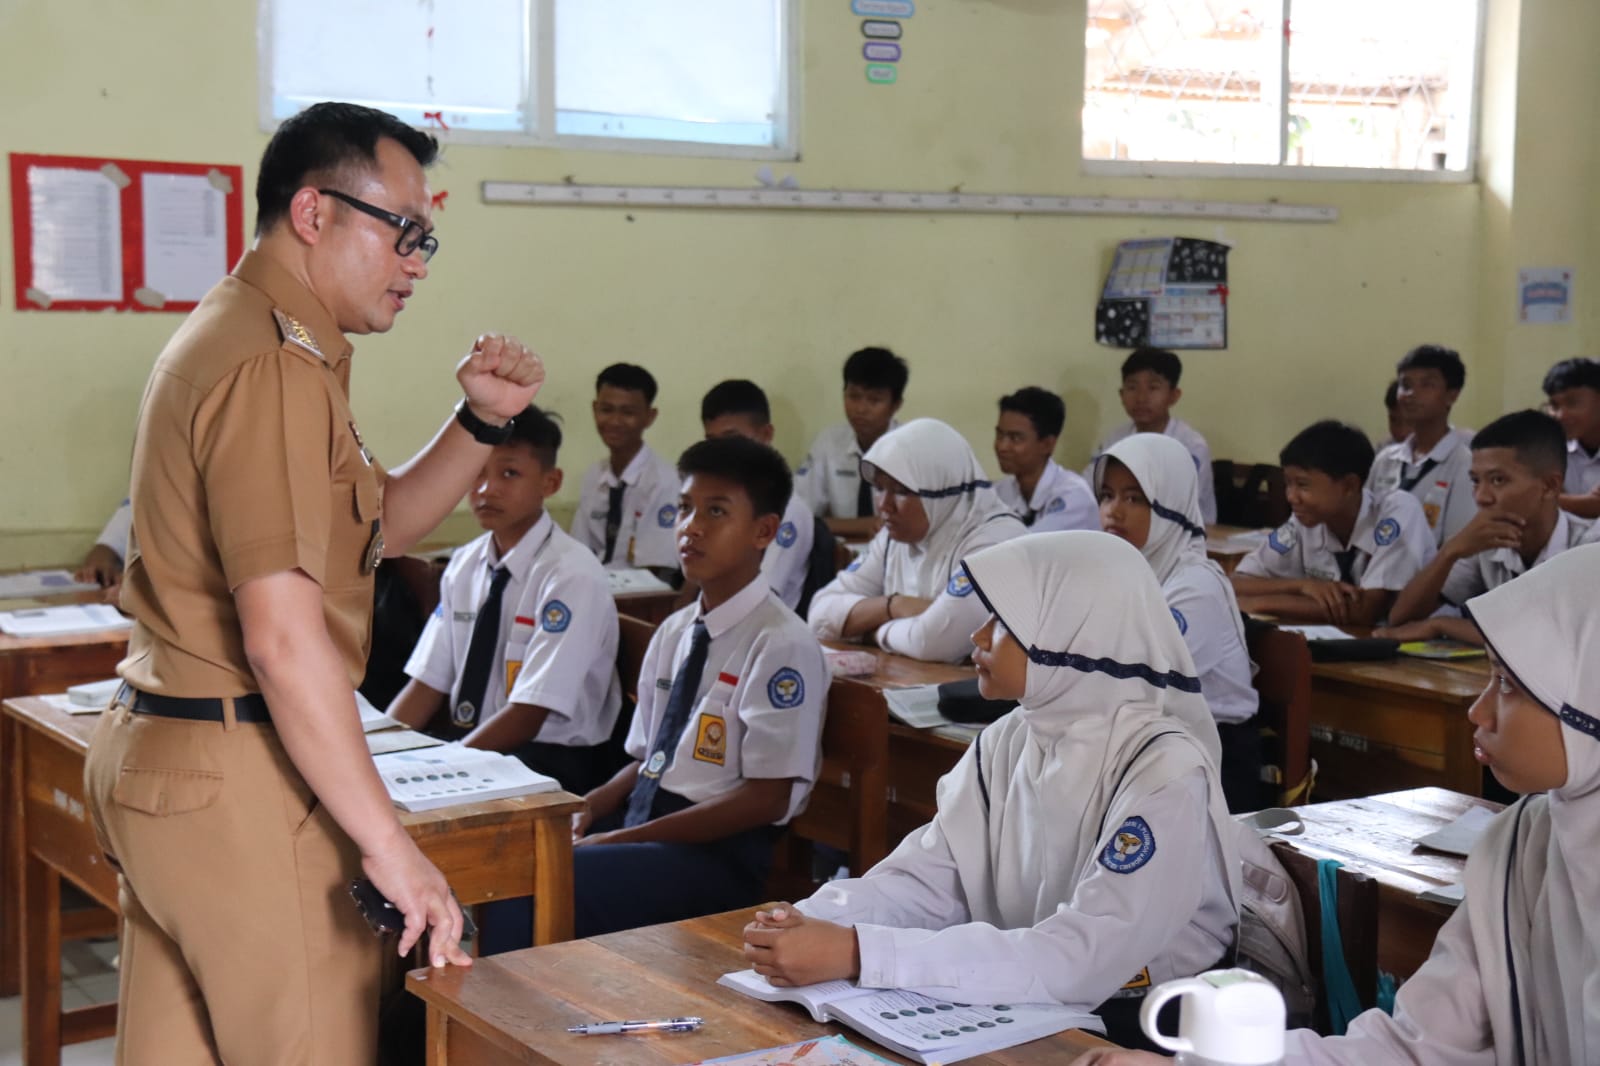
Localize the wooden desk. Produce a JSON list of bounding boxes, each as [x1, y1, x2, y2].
[[1308, 654, 1488, 799], [0, 628, 130, 999], [614, 589, 682, 626], [1277, 787, 1500, 978], [2, 695, 583, 1066], [406, 908, 1112, 1065]]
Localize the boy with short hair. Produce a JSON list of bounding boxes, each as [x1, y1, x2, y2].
[[571, 362, 680, 580], [1088, 348, 1217, 524], [1232, 420, 1435, 625], [701, 379, 816, 611], [1380, 410, 1599, 645], [993, 386, 1098, 531], [1368, 344, 1475, 546], [388, 405, 622, 794], [1543, 356, 1600, 518], [568, 436, 828, 941], [796, 346, 906, 537]]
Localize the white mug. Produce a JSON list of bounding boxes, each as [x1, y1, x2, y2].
[[1140, 968, 1286, 1066]]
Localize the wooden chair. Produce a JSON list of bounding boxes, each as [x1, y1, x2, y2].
[[1269, 841, 1380, 1035], [1214, 461, 1291, 529], [617, 615, 656, 705], [1248, 623, 1316, 806]]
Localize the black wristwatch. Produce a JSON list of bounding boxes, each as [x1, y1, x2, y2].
[[455, 398, 514, 445]]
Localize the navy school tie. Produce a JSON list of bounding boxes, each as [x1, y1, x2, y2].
[[624, 619, 713, 827], [451, 565, 511, 733], [602, 482, 627, 564], [856, 475, 873, 519]]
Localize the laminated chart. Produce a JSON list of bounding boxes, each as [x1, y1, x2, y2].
[[1096, 237, 1229, 350]]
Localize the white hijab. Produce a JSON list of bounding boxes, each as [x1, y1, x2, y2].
[[1462, 542, 1600, 1065], [1094, 433, 1249, 658], [862, 418, 1021, 599], [946, 532, 1239, 929]]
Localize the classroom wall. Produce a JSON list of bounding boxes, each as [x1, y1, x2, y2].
[[0, 0, 1584, 568]]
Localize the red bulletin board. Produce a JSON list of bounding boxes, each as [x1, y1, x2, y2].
[[10, 152, 245, 313]]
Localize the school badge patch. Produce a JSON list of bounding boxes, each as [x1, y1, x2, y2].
[[504, 660, 522, 697], [946, 572, 975, 597], [693, 714, 727, 765], [846, 556, 863, 572], [657, 503, 678, 528], [1268, 524, 1297, 554], [541, 599, 571, 633], [775, 521, 798, 548], [1374, 517, 1401, 546], [768, 667, 805, 709], [1099, 816, 1157, 874], [1045, 496, 1067, 515], [1169, 607, 1188, 635]]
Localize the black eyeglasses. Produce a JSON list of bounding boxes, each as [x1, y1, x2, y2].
[[318, 189, 439, 262]]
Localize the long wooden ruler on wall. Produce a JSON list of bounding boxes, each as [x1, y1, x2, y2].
[[481, 180, 1338, 223]]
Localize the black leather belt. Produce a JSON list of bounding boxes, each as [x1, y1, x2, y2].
[[120, 684, 272, 724]]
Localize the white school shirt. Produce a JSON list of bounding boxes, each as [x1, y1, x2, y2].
[[1440, 511, 1600, 607], [763, 494, 815, 612], [404, 514, 622, 747], [795, 420, 897, 518], [1091, 418, 1217, 525], [1164, 566, 1258, 725], [994, 460, 1100, 532], [1566, 438, 1600, 497], [807, 517, 1024, 663], [97, 499, 133, 562], [624, 576, 827, 822], [1368, 427, 1476, 548], [570, 444, 680, 571], [1236, 489, 1436, 591]]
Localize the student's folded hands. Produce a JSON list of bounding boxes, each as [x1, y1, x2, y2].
[[742, 903, 861, 987], [1297, 578, 1360, 622]]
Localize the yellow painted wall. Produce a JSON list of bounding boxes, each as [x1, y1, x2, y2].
[[1, 0, 1580, 568]]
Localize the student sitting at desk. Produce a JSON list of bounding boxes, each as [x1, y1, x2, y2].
[[796, 346, 906, 539], [1088, 347, 1217, 525], [993, 386, 1098, 532], [75, 497, 132, 600], [1096, 433, 1261, 812], [1380, 410, 1599, 646], [1080, 541, 1600, 1066], [807, 418, 1026, 663], [744, 533, 1241, 1049], [562, 436, 828, 943], [1543, 356, 1600, 518], [1368, 344, 1475, 547], [387, 405, 622, 794], [570, 362, 681, 583], [1232, 420, 1435, 626]]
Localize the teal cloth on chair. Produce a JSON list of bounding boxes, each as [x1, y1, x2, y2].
[[1316, 858, 1364, 1035]]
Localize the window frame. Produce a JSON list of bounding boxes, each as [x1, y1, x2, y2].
[[258, 0, 802, 161], [1080, 0, 1489, 183]]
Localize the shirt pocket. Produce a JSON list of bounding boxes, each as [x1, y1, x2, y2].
[[327, 472, 382, 590]]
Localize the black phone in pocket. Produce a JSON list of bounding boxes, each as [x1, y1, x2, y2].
[[348, 878, 477, 939]]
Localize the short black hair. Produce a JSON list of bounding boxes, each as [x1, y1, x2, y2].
[[1396, 344, 1466, 392], [1120, 347, 1183, 387], [1279, 420, 1376, 483], [1384, 379, 1400, 410], [677, 437, 793, 520], [1542, 356, 1600, 395], [503, 404, 562, 468], [701, 379, 771, 425], [1472, 410, 1567, 477], [256, 102, 439, 236], [595, 363, 658, 404], [842, 347, 909, 401], [998, 387, 1066, 440]]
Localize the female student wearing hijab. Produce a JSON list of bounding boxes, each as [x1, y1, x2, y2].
[[1096, 433, 1262, 811], [808, 418, 1026, 663], [1079, 540, 1600, 1065], [750, 532, 1242, 1047]]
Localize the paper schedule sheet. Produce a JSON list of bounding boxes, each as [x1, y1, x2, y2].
[[141, 172, 228, 303], [27, 165, 123, 302]]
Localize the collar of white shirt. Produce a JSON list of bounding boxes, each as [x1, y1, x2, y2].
[[1570, 438, 1600, 464], [697, 573, 771, 641], [1399, 426, 1467, 465], [1309, 491, 1378, 553], [1028, 461, 1065, 510], [486, 511, 555, 584], [599, 444, 656, 489], [1485, 510, 1572, 577]]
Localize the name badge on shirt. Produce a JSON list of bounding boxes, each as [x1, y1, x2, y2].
[[362, 520, 384, 575]]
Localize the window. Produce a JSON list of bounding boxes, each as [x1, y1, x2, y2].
[[1083, 1, 1483, 178], [263, 0, 796, 158]]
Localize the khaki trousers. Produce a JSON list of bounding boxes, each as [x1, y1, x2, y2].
[[84, 700, 381, 1065]]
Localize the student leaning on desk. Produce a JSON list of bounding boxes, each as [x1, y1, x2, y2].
[[81, 101, 542, 1065]]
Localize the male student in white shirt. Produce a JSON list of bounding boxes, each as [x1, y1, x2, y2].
[[1543, 356, 1600, 518], [795, 346, 906, 538], [1368, 344, 1475, 546], [701, 380, 815, 612], [1088, 347, 1217, 524], [992, 386, 1098, 531], [1380, 410, 1599, 646], [570, 362, 680, 582], [388, 404, 622, 794]]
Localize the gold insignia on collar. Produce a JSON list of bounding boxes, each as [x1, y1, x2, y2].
[[272, 308, 324, 360]]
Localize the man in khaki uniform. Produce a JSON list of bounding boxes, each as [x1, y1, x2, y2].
[[83, 102, 543, 1064]]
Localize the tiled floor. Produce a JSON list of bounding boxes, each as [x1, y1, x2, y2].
[[0, 938, 118, 1065]]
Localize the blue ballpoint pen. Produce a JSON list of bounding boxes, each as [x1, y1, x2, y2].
[[567, 1016, 704, 1035]]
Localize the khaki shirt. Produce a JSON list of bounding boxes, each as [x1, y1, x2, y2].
[[119, 251, 384, 696]]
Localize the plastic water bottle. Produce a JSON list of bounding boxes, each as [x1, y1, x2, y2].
[[1140, 968, 1285, 1066]]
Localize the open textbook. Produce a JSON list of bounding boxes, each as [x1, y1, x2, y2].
[[373, 744, 560, 812], [0, 604, 132, 638], [718, 969, 1100, 1065]]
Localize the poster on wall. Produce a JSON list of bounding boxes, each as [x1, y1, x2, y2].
[[1517, 267, 1573, 325], [1095, 237, 1229, 350], [10, 152, 245, 312]]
